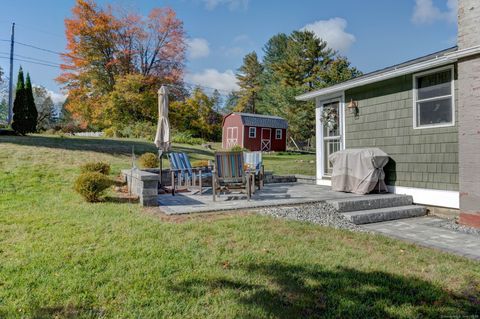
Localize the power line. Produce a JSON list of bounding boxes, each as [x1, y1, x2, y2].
[[0, 52, 61, 66], [0, 56, 60, 68]]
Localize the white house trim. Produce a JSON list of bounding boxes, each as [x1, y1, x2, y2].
[[387, 185, 459, 209], [412, 65, 456, 130], [316, 95, 345, 180], [296, 45, 480, 101], [314, 179, 459, 208]]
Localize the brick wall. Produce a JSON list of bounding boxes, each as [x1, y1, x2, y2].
[[458, 0, 480, 227], [345, 70, 459, 191]]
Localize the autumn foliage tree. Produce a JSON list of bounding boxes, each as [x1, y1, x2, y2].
[[57, 0, 186, 128]]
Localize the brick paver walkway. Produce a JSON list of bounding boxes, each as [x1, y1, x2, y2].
[[363, 216, 480, 260]]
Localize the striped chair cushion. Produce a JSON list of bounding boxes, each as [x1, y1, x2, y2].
[[215, 151, 244, 182]]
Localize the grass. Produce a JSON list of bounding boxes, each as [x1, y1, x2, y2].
[[0, 134, 479, 318]]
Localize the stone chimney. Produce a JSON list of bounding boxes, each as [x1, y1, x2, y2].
[[457, 0, 480, 227]]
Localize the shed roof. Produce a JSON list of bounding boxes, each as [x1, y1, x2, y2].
[[227, 112, 288, 129]]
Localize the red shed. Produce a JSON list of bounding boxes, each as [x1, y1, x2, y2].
[[222, 112, 288, 152]]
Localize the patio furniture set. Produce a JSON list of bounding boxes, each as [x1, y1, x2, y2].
[[167, 151, 265, 201]]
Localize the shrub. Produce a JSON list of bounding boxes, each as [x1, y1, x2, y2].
[[103, 127, 117, 138], [139, 152, 158, 168], [80, 161, 111, 175], [229, 145, 246, 152], [74, 172, 113, 202], [191, 159, 209, 167], [172, 131, 205, 145]]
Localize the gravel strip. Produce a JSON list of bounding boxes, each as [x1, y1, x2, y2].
[[259, 202, 366, 233], [432, 218, 480, 237]]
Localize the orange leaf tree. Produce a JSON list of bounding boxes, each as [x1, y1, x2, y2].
[[57, 0, 186, 128]]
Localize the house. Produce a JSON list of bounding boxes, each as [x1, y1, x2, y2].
[[296, 0, 480, 228], [222, 112, 288, 152]]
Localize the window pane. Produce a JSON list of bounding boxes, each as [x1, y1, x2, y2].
[[417, 97, 452, 126], [324, 140, 340, 175], [322, 102, 340, 137], [417, 69, 452, 100]]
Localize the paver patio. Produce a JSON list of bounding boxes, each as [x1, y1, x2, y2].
[[158, 183, 361, 215]]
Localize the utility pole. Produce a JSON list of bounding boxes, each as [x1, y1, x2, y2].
[[7, 22, 15, 125]]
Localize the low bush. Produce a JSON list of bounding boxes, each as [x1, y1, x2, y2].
[[172, 131, 205, 145], [103, 127, 117, 138], [191, 159, 209, 167], [80, 161, 111, 175], [74, 172, 113, 202], [139, 152, 158, 168], [229, 145, 246, 152]]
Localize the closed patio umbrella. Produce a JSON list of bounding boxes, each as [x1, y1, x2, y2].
[[154, 85, 171, 187]]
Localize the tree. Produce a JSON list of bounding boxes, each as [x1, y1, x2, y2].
[[12, 67, 28, 134], [251, 31, 361, 143], [105, 73, 157, 126], [57, 0, 186, 127], [235, 51, 263, 113], [169, 88, 222, 140], [33, 86, 57, 130], [24, 73, 38, 133], [274, 30, 334, 89], [320, 57, 362, 86]]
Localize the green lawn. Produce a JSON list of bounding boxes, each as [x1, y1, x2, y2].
[[0, 134, 479, 318]]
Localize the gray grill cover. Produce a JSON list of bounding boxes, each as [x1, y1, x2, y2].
[[328, 148, 389, 195]]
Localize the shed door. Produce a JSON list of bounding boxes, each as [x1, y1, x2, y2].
[[261, 128, 271, 151], [226, 127, 238, 148]]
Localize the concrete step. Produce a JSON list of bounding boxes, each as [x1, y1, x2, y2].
[[341, 205, 427, 225], [326, 194, 413, 212]]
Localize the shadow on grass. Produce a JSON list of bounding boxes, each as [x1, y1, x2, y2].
[[0, 134, 214, 157], [170, 262, 480, 318], [104, 196, 139, 204]]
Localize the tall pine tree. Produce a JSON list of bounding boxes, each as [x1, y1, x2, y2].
[[11, 67, 28, 135], [11, 67, 37, 134], [25, 73, 38, 133], [235, 51, 263, 114]]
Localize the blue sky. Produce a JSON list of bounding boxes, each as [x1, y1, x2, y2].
[[0, 0, 457, 103]]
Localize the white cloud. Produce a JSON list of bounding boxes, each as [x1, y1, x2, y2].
[[185, 69, 239, 92], [202, 0, 249, 11], [301, 18, 356, 53], [412, 0, 457, 24], [186, 38, 210, 59], [47, 90, 66, 105]]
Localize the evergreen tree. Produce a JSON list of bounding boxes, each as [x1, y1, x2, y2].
[[262, 33, 288, 73], [274, 30, 334, 89], [25, 73, 38, 132], [11, 67, 28, 135], [235, 51, 264, 114]]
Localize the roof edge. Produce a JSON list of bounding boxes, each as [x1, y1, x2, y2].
[[296, 45, 480, 101]]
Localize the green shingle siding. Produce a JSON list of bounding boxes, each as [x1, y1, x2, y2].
[[344, 67, 458, 191]]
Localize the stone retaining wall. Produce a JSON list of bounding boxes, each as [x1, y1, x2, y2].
[[121, 169, 159, 206]]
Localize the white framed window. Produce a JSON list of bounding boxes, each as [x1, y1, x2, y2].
[[249, 127, 256, 138], [413, 66, 455, 129], [275, 129, 282, 139]]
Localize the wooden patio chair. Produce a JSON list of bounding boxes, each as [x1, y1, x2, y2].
[[244, 151, 265, 190], [212, 151, 255, 201], [168, 152, 211, 195]]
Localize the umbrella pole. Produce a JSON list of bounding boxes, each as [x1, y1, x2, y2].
[[159, 150, 163, 187]]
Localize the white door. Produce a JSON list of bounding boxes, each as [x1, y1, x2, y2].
[[261, 128, 271, 151], [226, 127, 238, 148], [320, 100, 344, 176]]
